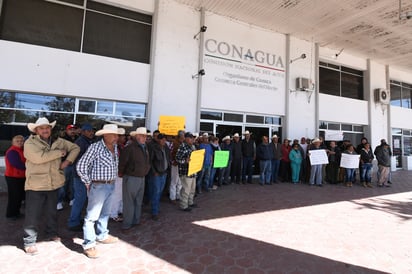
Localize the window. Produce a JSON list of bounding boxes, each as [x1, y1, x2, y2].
[[200, 111, 222, 121], [0, 0, 83, 51], [319, 62, 364, 100], [391, 80, 412, 108], [224, 113, 243, 122], [0, 0, 152, 63], [246, 115, 264, 124], [0, 90, 147, 156], [319, 121, 365, 146]]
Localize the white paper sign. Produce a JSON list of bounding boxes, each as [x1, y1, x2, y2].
[[340, 153, 360, 169], [308, 149, 328, 165], [324, 130, 344, 141]]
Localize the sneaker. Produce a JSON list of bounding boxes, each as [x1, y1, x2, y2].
[[212, 185, 218, 190], [84, 247, 99, 259], [367, 183, 373, 188], [97, 235, 118, 244], [56, 202, 63, 211], [24, 245, 39, 256], [69, 200, 74, 206]]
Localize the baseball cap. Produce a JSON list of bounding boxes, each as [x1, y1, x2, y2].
[[81, 123, 93, 131], [66, 124, 77, 130], [184, 132, 194, 138]]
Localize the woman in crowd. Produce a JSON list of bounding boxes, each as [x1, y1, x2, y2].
[[289, 143, 303, 184], [344, 144, 357, 187], [5, 135, 26, 220]]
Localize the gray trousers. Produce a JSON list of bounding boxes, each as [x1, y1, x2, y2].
[[122, 175, 145, 229], [23, 189, 58, 247]]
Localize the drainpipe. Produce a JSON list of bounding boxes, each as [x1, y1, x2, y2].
[[386, 65, 392, 147], [314, 43, 320, 136], [285, 34, 290, 138], [146, 0, 160, 129], [195, 7, 206, 133]]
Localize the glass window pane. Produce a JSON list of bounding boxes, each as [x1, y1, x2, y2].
[[246, 115, 264, 124], [200, 122, 214, 133], [392, 128, 402, 135], [319, 121, 327, 129], [402, 87, 412, 109], [341, 73, 363, 100], [78, 100, 96, 113], [341, 124, 352, 131], [10, 93, 74, 112], [224, 113, 243, 122], [115, 102, 146, 118], [328, 123, 340, 130], [0, 0, 83, 51], [200, 111, 222, 121], [353, 125, 364, 132], [404, 136, 412, 156], [390, 84, 402, 107], [87, 1, 152, 23], [96, 101, 113, 114], [265, 116, 281, 125], [83, 11, 151, 63], [319, 67, 340, 96], [403, 130, 411, 136]]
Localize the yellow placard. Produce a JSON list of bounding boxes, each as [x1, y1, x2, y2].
[[188, 149, 205, 176], [159, 116, 185, 136]]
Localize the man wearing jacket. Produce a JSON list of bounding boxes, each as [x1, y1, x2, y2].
[[23, 117, 80, 255], [118, 127, 151, 231], [148, 133, 170, 220]]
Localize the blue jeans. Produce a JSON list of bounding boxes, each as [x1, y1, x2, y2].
[[242, 156, 254, 183], [68, 177, 87, 227], [360, 163, 373, 183], [310, 164, 323, 185], [197, 165, 211, 190], [82, 183, 114, 250], [259, 160, 272, 184], [345, 168, 356, 182], [58, 165, 74, 203], [150, 174, 167, 216], [209, 168, 217, 188], [271, 159, 280, 182]]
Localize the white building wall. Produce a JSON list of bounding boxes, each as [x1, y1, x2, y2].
[[0, 39, 150, 103], [288, 37, 316, 139], [148, 0, 200, 132], [201, 13, 286, 116], [368, 61, 389, 148]]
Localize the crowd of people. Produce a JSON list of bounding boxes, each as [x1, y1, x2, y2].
[[3, 117, 394, 258]]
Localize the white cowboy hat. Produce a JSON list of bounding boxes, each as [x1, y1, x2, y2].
[[272, 135, 278, 139], [233, 133, 240, 138], [222, 135, 231, 141], [130, 127, 147, 136], [95, 124, 123, 136], [312, 137, 321, 143], [243, 130, 252, 135], [27, 117, 56, 133], [118, 128, 125, 135], [202, 132, 209, 137]]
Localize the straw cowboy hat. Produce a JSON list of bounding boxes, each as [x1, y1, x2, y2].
[[95, 124, 124, 136], [233, 133, 240, 138], [27, 117, 56, 132], [243, 130, 252, 135], [130, 127, 147, 136], [272, 135, 278, 139], [222, 135, 231, 141]]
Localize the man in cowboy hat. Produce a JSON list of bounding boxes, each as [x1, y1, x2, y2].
[[23, 117, 80, 255], [118, 127, 151, 230], [76, 124, 123, 258], [241, 130, 256, 184]]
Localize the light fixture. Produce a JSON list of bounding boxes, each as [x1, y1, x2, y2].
[[399, 0, 412, 19], [333, 48, 344, 59], [193, 25, 207, 39], [290, 53, 306, 64], [192, 69, 205, 79]]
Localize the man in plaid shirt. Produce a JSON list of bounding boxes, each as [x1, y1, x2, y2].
[[175, 132, 198, 211]]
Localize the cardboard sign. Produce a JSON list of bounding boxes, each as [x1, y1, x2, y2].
[[159, 116, 185, 136]]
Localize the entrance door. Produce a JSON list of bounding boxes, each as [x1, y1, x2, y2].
[[392, 135, 402, 168]]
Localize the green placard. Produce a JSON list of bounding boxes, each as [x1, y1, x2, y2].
[[213, 151, 229, 168]]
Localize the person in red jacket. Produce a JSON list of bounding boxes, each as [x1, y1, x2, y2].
[[5, 135, 26, 220]]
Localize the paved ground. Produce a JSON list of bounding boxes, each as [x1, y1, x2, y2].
[[0, 170, 411, 274]]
